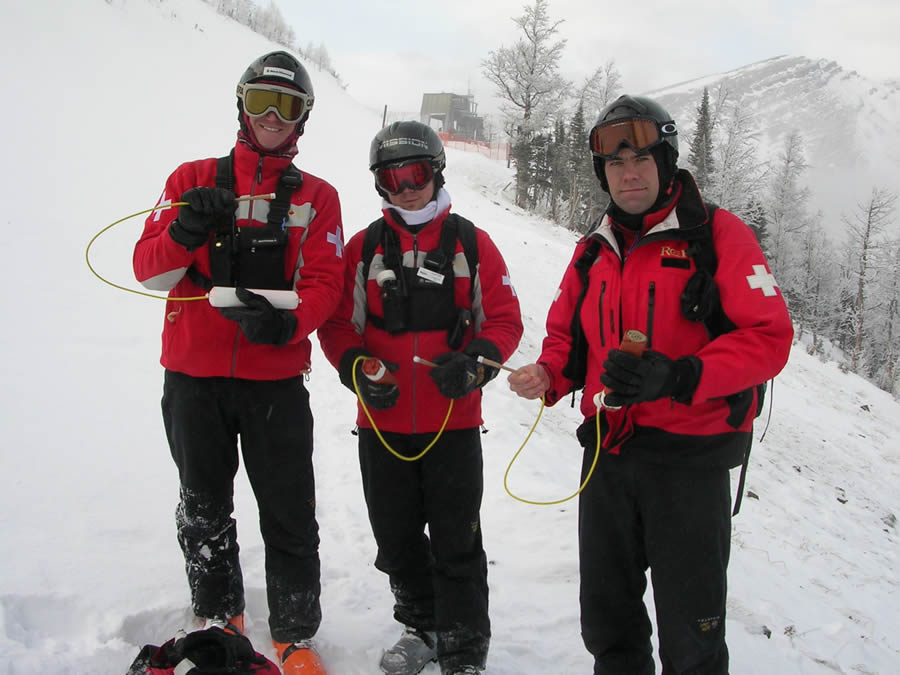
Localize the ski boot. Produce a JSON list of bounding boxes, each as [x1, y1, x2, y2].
[[379, 627, 437, 674], [273, 639, 326, 674]]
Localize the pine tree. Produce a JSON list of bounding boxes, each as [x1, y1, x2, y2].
[[687, 88, 715, 192]]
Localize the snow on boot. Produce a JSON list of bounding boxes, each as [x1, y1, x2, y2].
[[442, 667, 481, 675], [203, 613, 245, 636], [274, 639, 326, 675], [379, 627, 437, 674]]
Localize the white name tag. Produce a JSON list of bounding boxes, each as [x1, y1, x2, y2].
[[417, 267, 445, 285]]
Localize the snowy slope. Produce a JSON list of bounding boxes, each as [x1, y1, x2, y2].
[[0, 1, 897, 673]]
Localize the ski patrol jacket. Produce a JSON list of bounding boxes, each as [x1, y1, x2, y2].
[[538, 170, 793, 468], [133, 139, 345, 380], [318, 203, 523, 434]]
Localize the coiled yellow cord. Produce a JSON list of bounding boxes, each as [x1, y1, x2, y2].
[[85, 194, 274, 302], [503, 400, 602, 506], [351, 355, 453, 462]]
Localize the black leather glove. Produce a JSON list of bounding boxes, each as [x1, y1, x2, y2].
[[168, 187, 236, 249], [429, 352, 485, 399], [219, 288, 297, 346], [600, 350, 701, 407], [337, 348, 399, 410]]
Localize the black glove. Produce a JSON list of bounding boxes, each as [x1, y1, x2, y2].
[[600, 350, 701, 407], [429, 351, 485, 399], [168, 187, 236, 249], [462, 338, 503, 385], [219, 288, 297, 346], [337, 348, 399, 410]]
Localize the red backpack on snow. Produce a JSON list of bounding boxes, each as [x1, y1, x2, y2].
[[126, 626, 279, 674]]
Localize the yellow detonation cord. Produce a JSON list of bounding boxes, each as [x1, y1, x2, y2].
[[85, 194, 274, 301], [502, 399, 602, 506], [351, 355, 453, 462]]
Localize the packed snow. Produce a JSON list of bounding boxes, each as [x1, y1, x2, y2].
[[0, 1, 897, 673]]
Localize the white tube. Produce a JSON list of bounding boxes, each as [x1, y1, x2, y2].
[[208, 287, 300, 310]]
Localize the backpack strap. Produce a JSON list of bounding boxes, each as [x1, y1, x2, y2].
[[361, 218, 386, 285], [683, 203, 765, 517], [267, 164, 303, 228], [561, 234, 603, 401], [187, 153, 236, 291], [215, 152, 234, 191], [451, 214, 479, 283]]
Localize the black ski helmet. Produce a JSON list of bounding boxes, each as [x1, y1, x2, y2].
[[590, 94, 678, 192], [236, 51, 315, 137], [369, 121, 446, 198]]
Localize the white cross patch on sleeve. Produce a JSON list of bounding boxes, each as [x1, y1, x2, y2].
[[502, 272, 517, 297], [152, 191, 172, 222], [746, 264, 779, 296], [327, 226, 343, 258]]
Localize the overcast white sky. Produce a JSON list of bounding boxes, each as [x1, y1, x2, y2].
[[282, 0, 900, 119]]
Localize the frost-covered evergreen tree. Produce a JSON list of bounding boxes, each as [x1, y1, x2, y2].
[[481, 0, 570, 207], [687, 88, 715, 192]]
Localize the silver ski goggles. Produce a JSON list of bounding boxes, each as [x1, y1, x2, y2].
[[237, 82, 314, 123]]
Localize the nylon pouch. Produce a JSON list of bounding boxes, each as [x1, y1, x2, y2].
[[402, 265, 456, 333], [234, 226, 293, 290]]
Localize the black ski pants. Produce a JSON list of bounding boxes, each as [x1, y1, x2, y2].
[[358, 427, 490, 671], [579, 449, 731, 675], [162, 370, 321, 643]]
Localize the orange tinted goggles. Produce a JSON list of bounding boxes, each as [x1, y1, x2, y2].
[[589, 118, 676, 158]]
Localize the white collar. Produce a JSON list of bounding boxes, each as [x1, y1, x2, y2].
[[382, 187, 451, 226]]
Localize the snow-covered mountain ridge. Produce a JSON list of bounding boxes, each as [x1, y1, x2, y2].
[[647, 55, 900, 235]]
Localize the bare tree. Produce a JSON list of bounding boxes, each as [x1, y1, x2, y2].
[[579, 61, 621, 118], [764, 131, 811, 286], [482, 0, 569, 130], [481, 0, 570, 207], [843, 187, 898, 373], [794, 216, 839, 354], [706, 100, 766, 222]]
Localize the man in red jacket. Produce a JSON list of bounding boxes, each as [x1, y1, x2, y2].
[[133, 51, 344, 675], [509, 95, 793, 674], [318, 121, 522, 675]]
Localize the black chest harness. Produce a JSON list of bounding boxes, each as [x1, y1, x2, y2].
[[187, 149, 303, 291], [361, 213, 478, 349]]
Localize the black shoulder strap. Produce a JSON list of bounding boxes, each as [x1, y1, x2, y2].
[[362, 213, 480, 289], [268, 164, 303, 228], [687, 203, 768, 517], [684, 204, 737, 339], [215, 152, 234, 191], [186, 153, 234, 291], [361, 218, 386, 284], [561, 234, 603, 399], [450, 214, 479, 281]]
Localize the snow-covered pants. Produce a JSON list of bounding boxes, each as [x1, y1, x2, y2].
[[358, 427, 490, 671], [161, 370, 322, 643], [578, 449, 731, 675]]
